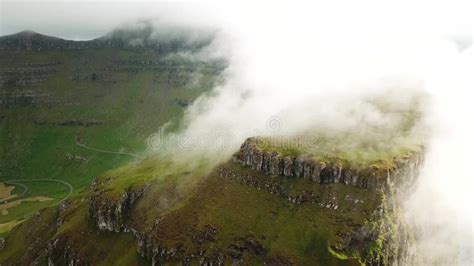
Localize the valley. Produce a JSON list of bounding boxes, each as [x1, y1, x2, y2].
[[0, 30, 223, 237]]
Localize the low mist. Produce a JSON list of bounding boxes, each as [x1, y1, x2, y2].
[[3, 1, 471, 264], [132, 3, 472, 263], [174, 2, 473, 264]]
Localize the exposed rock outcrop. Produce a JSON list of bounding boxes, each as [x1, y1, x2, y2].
[[0, 89, 66, 107], [47, 236, 87, 266], [0, 66, 55, 88], [133, 224, 231, 265], [34, 119, 104, 127], [344, 190, 418, 266], [231, 137, 424, 265], [233, 137, 423, 191], [88, 178, 146, 232]]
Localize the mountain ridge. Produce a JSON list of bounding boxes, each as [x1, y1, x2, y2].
[[0, 28, 214, 52]]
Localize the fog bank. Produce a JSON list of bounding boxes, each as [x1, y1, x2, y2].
[[176, 3, 473, 264], [2, 1, 472, 264]]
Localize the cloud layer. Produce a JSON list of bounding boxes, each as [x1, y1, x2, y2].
[[2, 1, 472, 264]]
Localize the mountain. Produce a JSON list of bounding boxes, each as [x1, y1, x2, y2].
[[0, 26, 214, 52], [0, 135, 424, 265], [0, 29, 425, 265], [0, 29, 223, 238]]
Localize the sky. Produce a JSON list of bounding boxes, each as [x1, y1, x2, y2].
[[0, 1, 216, 40], [1, 0, 473, 264], [0, 1, 472, 43]]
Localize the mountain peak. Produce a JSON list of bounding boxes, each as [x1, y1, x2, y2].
[[0, 27, 214, 52], [4, 30, 59, 40], [17, 30, 39, 35], [0, 30, 67, 51]]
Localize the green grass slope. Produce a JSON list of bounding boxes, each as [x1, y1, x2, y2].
[[0, 31, 424, 265], [1, 140, 421, 264], [0, 36, 223, 230]]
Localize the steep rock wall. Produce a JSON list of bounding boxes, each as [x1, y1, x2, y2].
[[233, 137, 423, 191], [88, 177, 146, 232], [232, 137, 424, 265]]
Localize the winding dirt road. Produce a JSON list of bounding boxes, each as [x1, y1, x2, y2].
[[0, 181, 27, 204], [76, 141, 145, 159], [2, 139, 143, 205], [3, 179, 73, 204]]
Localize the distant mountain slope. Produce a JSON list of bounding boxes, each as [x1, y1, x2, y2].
[[0, 28, 224, 232], [0, 26, 214, 52]]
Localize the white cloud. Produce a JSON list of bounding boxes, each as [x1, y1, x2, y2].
[[2, 1, 472, 263]]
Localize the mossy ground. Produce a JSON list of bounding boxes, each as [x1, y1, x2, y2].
[[256, 133, 423, 170], [255, 93, 425, 169]]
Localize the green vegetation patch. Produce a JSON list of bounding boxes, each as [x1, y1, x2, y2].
[[0, 47, 222, 230]]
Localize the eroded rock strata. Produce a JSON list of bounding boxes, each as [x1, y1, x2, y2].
[[233, 137, 423, 191], [88, 177, 146, 232]]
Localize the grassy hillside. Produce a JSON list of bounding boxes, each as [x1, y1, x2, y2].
[[0, 34, 223, 232], [0, 30, 424, 265], [0, 137, 422, 265]]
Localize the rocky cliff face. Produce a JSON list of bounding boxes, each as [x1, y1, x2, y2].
[[0, 62, 61, 107], [0, 64, 57, 87], [47, 236, 85, 266], [217, 163, 420, 265], [232, 137, 424, 265], [88, 177, 146, 232], [233, 137, 423, 191]]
